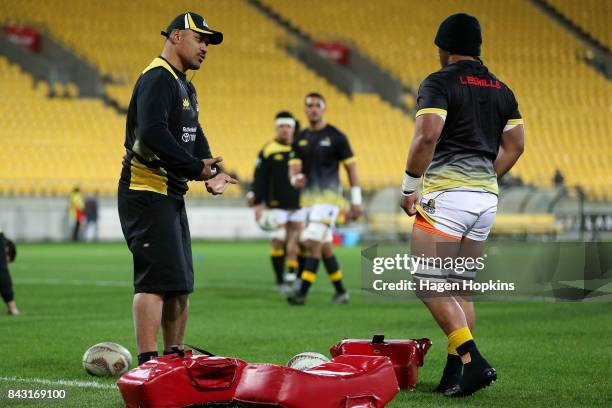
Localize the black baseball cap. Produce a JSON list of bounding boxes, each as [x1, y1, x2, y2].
[[161, 12, 223, 45]]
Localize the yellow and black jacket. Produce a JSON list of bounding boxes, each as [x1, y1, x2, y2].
[[119, 56, 212, 199]]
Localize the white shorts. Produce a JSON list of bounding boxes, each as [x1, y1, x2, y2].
[[270, 208, 307, 225], [416, 188, 498, 241], [300, 204, 340, 243], [269, 209, 307, 241]]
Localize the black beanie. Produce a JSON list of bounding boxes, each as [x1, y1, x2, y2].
[[434, 13, 482, 57]]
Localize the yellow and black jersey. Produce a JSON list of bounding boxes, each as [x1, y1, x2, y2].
[[119, 56, 212, 199], [416, 59, 523, 195], [289, 124, 354, 207], [252, 140, 300, 209]]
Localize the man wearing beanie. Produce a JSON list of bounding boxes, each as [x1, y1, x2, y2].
[[400, 13, 525, 397]]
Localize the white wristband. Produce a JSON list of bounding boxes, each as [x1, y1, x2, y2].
[[290, 174, 304, 187], [350, 186, 362, 205], [401, 172, 420, 194]]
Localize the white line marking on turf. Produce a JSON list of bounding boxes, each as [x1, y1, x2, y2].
[[0, 376, 117, 389], [14, 277, 130, 287], [13, 277, 335, 294], [13, 277, 334, 293]]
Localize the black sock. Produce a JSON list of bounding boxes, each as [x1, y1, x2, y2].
[[163, 345, 184, 355], [442, 354, 463, 378], [297, 253, 306, 279], [456, 340, 484, 365], [138, 351, 158, 365], [270, 249, 285, 285], [323, 255, 346, 294], [298, 257, 320, 296]]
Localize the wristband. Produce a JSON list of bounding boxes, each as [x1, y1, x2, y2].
[[350, 186, 362, 205], [211, 164, 220, 177], [290, 174, 304, 187], [401, 171, 421, 195]]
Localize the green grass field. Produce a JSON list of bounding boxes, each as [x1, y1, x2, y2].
[[1, 241, 611, 407]]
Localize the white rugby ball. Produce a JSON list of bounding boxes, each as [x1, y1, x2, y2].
[[287, 352, 330, 370], [82, 342, 132, 377], [258, 210, 279, 232]]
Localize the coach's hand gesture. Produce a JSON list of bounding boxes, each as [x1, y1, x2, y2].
[[199, 156, 224, 180], [400, 192, 419, 216], [205, 173, 238, 195]]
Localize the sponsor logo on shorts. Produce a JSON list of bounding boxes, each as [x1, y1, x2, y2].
[[422, 199, 435, 214]]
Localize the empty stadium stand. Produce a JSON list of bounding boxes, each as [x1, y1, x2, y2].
[[0, 0, 414, 196], [547, 0, 611, 48], [0, 0, 610, 200], [262, 0, 612, 199], [0, 56, 125, 195]]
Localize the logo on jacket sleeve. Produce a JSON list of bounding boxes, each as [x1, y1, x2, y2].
[[182, 98, 190, 109]]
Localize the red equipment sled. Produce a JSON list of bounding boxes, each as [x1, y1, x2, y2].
[[117, 351, 247, 408], [118, 351, 399, 408], [330, 335, 432, 389], [234, 354, 398, 408]]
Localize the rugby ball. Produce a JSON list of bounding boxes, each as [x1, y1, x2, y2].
[[82, 342, 132, 377], [287, 352, 330, 370], [258, 210, 278, 232]]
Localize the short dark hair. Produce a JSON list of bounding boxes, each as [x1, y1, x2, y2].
[[275, 111, 294, 120], [6, 239, 16, 263], [305, 92, 325, 103], [275, 111, 300, 133]]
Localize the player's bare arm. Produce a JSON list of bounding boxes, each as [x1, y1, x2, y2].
[[344, 161, 362, 220], [493, 125, 525, 179], [400, 114, 445, 216], [289, 160, 306, 189]]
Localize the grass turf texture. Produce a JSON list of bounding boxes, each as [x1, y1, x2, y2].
[[1, 241, 611, 407]]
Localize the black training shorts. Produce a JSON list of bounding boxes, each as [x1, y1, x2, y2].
[[118, 186, 194, 294]]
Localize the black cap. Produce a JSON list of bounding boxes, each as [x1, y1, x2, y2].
[[434, 13, 481, 57], [161, 12, 223, 45]]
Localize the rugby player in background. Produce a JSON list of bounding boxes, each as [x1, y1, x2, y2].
[[247, 111, 304, 294], [288, 93, 362, 305]]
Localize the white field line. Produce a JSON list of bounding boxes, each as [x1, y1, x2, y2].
[[13, 277, 130, 287], [0, 376, 117, 389], [13, 277, 334, 293]]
